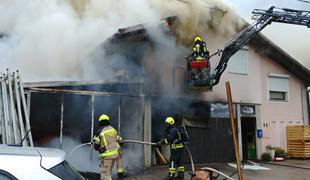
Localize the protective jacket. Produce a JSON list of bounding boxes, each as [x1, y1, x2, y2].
[[162, 125, 184, 149], [192, 41, 209, 61], [93, 125, 119, 158]]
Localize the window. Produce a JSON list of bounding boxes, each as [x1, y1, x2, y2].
[[182, 115, 210, 128], [48, 161, 85, 180], [269, 91, 286, 100], [227, 48, 248, 74], [268, 75, 289, 101]]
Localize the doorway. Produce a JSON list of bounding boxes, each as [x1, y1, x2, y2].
[[241, 117, 257, 160]]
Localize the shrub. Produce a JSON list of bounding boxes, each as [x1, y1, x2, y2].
[[274, 147, 285, 157], [261, 152, 272, 162]]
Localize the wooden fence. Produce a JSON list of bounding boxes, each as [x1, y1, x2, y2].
[[287, 125, 310, 158]]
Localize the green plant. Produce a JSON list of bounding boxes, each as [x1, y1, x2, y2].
[[274, 147, 285, 157], [261, 152, 272, 162]]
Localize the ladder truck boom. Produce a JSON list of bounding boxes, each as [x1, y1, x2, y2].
[[211, 6, 310, 86]]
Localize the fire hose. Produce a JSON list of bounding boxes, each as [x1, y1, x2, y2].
[[121, 140, 156, 145], [69, 140, 235, 180], [69, 140, 156, 157]]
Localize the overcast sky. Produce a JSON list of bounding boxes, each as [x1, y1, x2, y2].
[[223, 0, 310, 69]]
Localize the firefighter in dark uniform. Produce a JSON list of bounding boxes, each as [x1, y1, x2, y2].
[[157, 117, 185, 180]]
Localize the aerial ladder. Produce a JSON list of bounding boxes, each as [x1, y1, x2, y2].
[[187, 6, 310, 90]]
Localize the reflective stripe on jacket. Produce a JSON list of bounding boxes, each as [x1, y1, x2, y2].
[[116, 135, 122, 149], [94, 125, 119, 158], [163, 125, 184, 149]]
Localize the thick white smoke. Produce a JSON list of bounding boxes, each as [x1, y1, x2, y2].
[[0, 0, 161, 81], [0, 0, 242, 82]]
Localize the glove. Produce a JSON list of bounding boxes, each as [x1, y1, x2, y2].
[[93, 143, 100, 151], [119, 141, 124, 147], [156, 139, 164, 147], [156, 142, 161, 147]]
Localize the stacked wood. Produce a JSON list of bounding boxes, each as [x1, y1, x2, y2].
[[287, 125, 310, 158]]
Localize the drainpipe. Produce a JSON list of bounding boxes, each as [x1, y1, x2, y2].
[[307, 86, 310, 125]]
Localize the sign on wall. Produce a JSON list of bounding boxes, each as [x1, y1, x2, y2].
[[240, 105, 255, 115], [257, 129, 263, 138]]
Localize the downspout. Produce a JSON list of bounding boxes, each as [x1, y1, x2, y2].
[[307, 86, 310, 125]]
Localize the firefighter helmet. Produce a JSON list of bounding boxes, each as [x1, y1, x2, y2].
[[99, 114, 110, 122], [194, 36, 202, 42], [165, 117, 175, 125]]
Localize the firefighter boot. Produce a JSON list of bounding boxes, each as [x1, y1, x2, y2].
[[176, 166, 185, 179], [175, 172, 184, 179], [164, 174, 174, 180], [117, 172, 128, 179]]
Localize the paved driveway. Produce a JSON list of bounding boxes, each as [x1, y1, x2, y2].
[[126, 160, 310, 180]]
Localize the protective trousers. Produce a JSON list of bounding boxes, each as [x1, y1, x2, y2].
[[100, 157, 116, 180], [168, 148, 184, 179], [116, 152, 124, 174]]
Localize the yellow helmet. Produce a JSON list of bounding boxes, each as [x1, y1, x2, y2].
[[194, 36, 202, 42], [99, 114, 110, 122], [165, 117, 175, 125]]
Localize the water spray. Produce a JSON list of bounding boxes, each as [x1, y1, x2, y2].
[[69, 142, 92, 157]]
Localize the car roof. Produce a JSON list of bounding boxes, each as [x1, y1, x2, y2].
[[0, 145, 65, 169]]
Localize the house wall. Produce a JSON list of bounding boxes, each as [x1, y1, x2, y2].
[[259, 55, 304, 152], [206, 47, 263, 104]]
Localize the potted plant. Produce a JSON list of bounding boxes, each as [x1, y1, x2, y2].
[[274, 147, 285, 161]]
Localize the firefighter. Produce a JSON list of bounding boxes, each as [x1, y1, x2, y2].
[[157, 117, 185, 180], [116, 135, 128, 179], [192, 36, 209, 61], [93, 114, 119, 180]]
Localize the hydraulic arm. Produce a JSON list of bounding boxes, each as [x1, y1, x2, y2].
[[211, 6, 310, 86]]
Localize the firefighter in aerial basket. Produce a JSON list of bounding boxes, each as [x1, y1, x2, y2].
[[157, 117, 186, 180], [191, 36, 209, 61]]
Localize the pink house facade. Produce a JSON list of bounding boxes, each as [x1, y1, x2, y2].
[[205, 33, 310, 160]]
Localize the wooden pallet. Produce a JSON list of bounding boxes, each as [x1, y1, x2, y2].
[[287, 125, 310, 141], [287, 125, 310, 158]]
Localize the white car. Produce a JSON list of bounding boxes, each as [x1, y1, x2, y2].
[[0, 144, 86, 180]]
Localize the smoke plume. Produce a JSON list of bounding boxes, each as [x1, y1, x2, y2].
[[0, 0, 243, 81]]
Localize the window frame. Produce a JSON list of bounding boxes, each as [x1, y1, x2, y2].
[[227, 47, 249, 75], [267, 74, 289, 102], [269, 91, 287, 101]]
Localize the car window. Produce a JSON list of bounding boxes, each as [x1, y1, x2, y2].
[[48, 161, 85, 180], [0, 170, 18, 180]]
